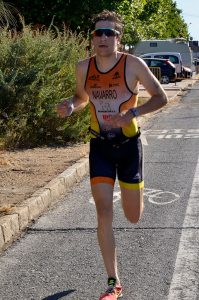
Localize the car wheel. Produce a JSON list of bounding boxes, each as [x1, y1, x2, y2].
[[160, 75, 169, 84]]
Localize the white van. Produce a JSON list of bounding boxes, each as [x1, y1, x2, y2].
[[140, 52, 183, 78], [133, 39, 193, 68]]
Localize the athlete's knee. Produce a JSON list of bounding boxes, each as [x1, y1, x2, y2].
[[95, 201, 113, 225], [124, 203, 144, 223], [97, 208, 113, 225], [125, 212, 141, 223], [121, 189, 144, 223]]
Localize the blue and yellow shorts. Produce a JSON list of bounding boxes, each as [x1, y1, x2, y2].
[[89, 133, 144, 190]]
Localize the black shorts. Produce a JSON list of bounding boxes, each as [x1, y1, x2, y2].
[[89, 135, 144, 190]]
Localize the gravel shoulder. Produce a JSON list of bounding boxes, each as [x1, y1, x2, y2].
[[0, 143, 89, 215]]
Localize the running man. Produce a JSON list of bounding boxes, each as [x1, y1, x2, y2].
[[57, 10, 168, 300]]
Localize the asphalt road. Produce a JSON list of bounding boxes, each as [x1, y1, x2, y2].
[[0, 82, 199, 300]]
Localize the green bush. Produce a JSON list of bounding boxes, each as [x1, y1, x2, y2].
[[0, 25, 90, 148]]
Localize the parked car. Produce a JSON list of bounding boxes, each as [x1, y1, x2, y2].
[[194, 59, 199, 74], [140, 52, 182, 78], [182, 66, 192, 78], [142, 57, 177, 84]]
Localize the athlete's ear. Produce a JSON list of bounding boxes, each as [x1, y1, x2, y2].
[[116, 34, 122, 43], [117, 37, 121, 46], [90, 38, 94, 47]]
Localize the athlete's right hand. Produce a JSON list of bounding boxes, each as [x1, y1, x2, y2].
[[56, 99, 74, 118]]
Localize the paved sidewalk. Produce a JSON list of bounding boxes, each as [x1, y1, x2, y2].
[[139, 78, 196, 99], [0, 76, 198, 253]]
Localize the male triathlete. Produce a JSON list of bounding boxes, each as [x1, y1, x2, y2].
[[57, 10, 168, 300]]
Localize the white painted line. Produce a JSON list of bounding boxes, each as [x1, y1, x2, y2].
[[141, 134, 148, 146], [144, 188, 180, 205], [168, 156, 199, 300], [144, 129, 199, 139], [89, 187, 180, 206]]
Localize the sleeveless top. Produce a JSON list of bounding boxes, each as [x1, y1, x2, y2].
[[85, 53, 139, 138]]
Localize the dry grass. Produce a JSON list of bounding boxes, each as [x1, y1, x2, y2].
[[0, 204, 15, 216]]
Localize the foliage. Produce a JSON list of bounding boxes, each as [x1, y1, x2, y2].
[[0, 0, 18, 27], [12, 0, 189, 45], [117, 0, 189, 44], [0, 25, 89, 148], [163, 0, 189, 39], [12, 0, 122, 32], [140, 0, 189, 40]]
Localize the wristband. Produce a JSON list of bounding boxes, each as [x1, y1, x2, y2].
[[68, 99, 74, 116], [130, 107, 138, 118]]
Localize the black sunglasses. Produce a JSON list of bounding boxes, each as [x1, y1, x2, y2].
[[92, 28, 120, 37]]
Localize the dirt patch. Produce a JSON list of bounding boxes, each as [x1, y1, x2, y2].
[[0, 143, 89, 214]]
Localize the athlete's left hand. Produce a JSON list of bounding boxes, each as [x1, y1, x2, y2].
[[106, 111, 133, 128]]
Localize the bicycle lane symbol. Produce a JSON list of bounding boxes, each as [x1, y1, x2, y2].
[[89, 188, 180, 205], [144, 188, 180, 205]]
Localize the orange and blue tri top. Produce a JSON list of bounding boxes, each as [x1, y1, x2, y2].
[[85, 53, 139, 139]]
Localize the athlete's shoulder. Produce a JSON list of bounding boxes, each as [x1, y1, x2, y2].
[[124, 52, 146, 65], [75, 57, 91, 79], [77, 57, 90, 70], [124, 53, 150, 76]]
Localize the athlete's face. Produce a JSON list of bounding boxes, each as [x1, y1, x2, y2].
[[92, 21, 120, 57]]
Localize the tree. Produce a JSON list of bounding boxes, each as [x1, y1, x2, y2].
[[117, 0, 189, 45], [12, 0, 121, 31], [164, 0, 189, 39], [0, 0, 18, 27], [9, 0, 189, 44]]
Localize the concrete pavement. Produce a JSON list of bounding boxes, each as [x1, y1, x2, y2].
[[139, 78, 197, 99], [0, 76, 198, 253], [0, 158, 89, 252]]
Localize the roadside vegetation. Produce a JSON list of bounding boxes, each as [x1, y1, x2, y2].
[[0, 0, 189, 149], [0, 25, 90, 148]]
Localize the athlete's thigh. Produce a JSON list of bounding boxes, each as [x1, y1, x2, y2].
[[91, 183, 114, 221], [89, 138, 116, 186], [117, 137, 144, 190], [120, 187, 144, 223]]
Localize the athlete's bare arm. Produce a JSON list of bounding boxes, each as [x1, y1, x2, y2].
[[107, 54, 168, 127], [72, 59, 90, 109], [57, 59, 89, 118], [131, 56, 168, 115]]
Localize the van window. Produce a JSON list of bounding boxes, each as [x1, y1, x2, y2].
[[149, 60, 165, 67], [154, 54, 179, 63], [150, 42, 157, 47]]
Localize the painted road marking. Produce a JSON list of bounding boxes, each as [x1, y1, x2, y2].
[[168, 156, 199, 300], [144, 188, 180, 205], [89, 187, 180, 205], [135, 129, 199, 147], [141, 134, 148, 146], [143, 129, 199, 139]]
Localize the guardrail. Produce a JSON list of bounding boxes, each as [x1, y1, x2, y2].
[[149, 67, 161, 81]]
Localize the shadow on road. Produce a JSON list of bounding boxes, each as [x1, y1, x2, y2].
[[42, 289, 76, 299]]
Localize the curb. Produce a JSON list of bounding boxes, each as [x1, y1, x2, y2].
[[0, 157, 89, 252], [0, 77, 198, 253]]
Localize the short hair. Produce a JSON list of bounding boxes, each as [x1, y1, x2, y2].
[[91, 10, 124, 36]]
